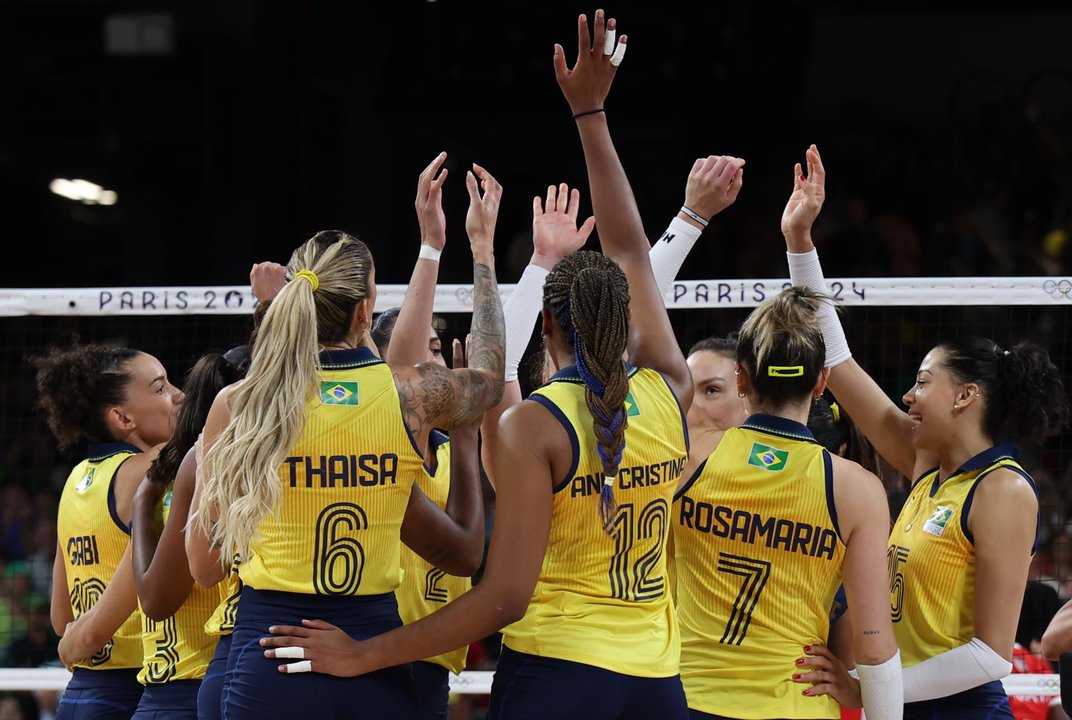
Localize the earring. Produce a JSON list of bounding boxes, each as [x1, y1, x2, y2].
[[737, 391, 746, 398], [953, 402, 960, 410]]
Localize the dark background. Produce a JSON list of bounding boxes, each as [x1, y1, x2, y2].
[[2, 0, 1072, 290]]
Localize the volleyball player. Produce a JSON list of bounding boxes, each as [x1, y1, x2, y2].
[[258, 11, 699, 718], [31, 343, 184, 719], [193, 161, 504, 718], [672, 287, 902, 720], [785, 144, 1070, 718], [130, 349, 249, 719], [683, 336, 750, 471]]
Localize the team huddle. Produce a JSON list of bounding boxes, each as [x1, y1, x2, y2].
[[32, 10, 1070, 720]]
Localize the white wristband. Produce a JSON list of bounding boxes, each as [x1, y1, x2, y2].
[[856, 650, 903, 720], [503, 263, 550, 383], [650, 217, 703, 298], [418, 245, 442, 263], [786, 249, 852, 367]]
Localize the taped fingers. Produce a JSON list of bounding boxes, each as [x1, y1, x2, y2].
[[274, 646, 305, 660], [282, 660, 312, 674]]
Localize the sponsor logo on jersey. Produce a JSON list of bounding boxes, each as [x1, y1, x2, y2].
[[922, 506, 954, 537]]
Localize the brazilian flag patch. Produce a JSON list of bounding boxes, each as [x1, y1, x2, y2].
[[320, 381, 359, 406], [747, 442, 788, 471], [624, 392, 640, 417], [162, 489, 173, 510]]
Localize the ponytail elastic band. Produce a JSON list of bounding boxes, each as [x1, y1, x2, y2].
[[767, 365, 804, 377], [604, 476, 615, 487], [294, 269, 319, 292], [829, 401, 841, 423]]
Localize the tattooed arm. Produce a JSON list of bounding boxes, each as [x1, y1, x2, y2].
[[392, 164, 505, 438]]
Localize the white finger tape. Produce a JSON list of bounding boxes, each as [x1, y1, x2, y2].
[[610, 42, 627, 67], [275, 646, 305, 660], [284, 660, 312, 674], [603, 28, 616, 55]]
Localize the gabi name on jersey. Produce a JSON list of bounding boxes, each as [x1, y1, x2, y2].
[[569, 456, 687, 498], [678, 496, 839, 560], [284, 453, 399, 488]]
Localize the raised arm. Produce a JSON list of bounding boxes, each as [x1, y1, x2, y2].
[[186, 400, 230, 588], [649, 155, 745, 297], [782, 144, 929, 479], [479, 182, 593, 476], [393, 165, 505, 436], [400, 339, 486, 576], [132, 447, 197, 620], [553, 10, 701, 408], [389, 152, 449, 366]]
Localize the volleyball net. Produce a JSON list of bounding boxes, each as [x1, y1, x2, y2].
[[1, 276, 1071, 702]]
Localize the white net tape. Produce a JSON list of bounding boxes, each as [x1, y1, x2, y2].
[[0, 668, 1057, 697], [2, 276, 1071, 316]]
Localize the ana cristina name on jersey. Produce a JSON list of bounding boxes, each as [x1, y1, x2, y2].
[[568, 456, 687, 498]]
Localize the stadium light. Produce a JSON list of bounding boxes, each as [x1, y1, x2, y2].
[[49, 178, 118, 206]]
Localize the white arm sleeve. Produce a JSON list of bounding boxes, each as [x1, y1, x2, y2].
[[902, 638, 1013, 703], [649, 217, 702, 298], [502, 263, 549, 383], [856, 650, 903, 720], [785, 249, 852, 367]]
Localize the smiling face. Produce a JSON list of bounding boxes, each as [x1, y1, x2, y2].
[[902, 347, 962, 452], [114, 352, 184, 449], [687, 349, 749, 433]]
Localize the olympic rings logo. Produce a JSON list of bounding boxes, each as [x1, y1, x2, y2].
[[454, 286, 475, 305], [1036, 677, 1060, 690], [1043, 279, 1072, 298]]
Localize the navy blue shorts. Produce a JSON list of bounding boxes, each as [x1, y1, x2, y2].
[[905, 679, 1014, 720], [131, 679, 201, 719], [489, 645, 687, 720], [411, 661, 449, 720], [220, 586, 418, 720], [196, 634, 232, 720], [56, 667, 143, 720]]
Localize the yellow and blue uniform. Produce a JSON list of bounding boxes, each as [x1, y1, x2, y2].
[[890, 444, 1035, 719], [672, 414, 845, 719], [197, 555, 241, 720], [397, 430, 471, 717], [56, 443, 145, 719], [491, 365, 690, 720], [132, 486, 219, 719], [221, 347, 427, 719]]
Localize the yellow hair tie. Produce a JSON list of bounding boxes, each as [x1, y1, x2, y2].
[[294, 269, 319, 292], [767, 365, 804, 377], [829, 401, 841, 423]]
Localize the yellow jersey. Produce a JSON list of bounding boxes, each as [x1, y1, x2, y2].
[[502, 365, 688, 677], [57, 444, 143, 670], [888, 444, 1036, 667], [137, 486, 218, 684], [204, 554, 242, 637], [673, 414, 846, 718], [397, 431, 472, 673], [239, 347, 424, 595]]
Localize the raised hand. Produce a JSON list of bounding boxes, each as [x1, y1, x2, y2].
[[250, 261, 287, 303], [464, 163, 502, 262], [416, 151, 448, 251], [781, 144, 826, 242], [552, 9, 626, 116], [683, 155, 746, 224], [532, 183, 596, 269]]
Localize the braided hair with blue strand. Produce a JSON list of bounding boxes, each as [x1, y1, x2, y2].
[[543, 251, 631, 534]]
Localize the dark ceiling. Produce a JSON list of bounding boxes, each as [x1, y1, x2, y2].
[[3, 1, 1072, 288]]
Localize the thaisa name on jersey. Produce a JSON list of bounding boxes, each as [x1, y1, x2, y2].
[[677, 496, 839, 560], [283, 453, 400, 488]]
